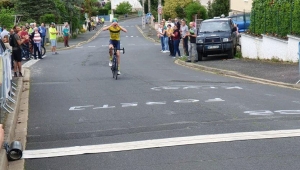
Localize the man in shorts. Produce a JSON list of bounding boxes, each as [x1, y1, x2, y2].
[[12, 25, 29, 77], [49, 22, 59, 55], [102, 18, 127, 75]]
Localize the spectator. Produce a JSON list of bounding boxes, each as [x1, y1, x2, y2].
[[39, 23, 46, 47], [0, 26, 9, 39], [186, 22, 197, 62], [19, 26, 30, 60], [62, 22, 70, 47], [49, 22, 59, 55], [180, 20, 189, 57], [12, 25, 29, 77], [171, 25, 181, 58], [157, 22, 165, 52], [2, 35, 12, 51], [30, 27, 43, 59], [166, 24, 174, 56], [174, 18, 180, 30], [162, 21, 169, 53], [28, 23, 34, 34]]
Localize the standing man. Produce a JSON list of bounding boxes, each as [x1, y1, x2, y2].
[[19, 26, 30, 60], [49, 22, 59, 55], [102, 18, 127, 75], [12, 25, 29, 77], [62, 22, 70, 47], [186, 22, 198, 62], [180, 20, 189, 57], [174, 18, 180, 30], [39, 23, 46, 47]]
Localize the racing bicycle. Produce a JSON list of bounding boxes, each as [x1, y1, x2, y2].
[[110, 47, 125, 80], [21, 43, 46, 60]]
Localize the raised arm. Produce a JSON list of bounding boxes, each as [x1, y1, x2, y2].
[[102, 23, 113, 31], [119, 26, 127, 33]]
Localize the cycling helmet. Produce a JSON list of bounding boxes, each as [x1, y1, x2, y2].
[[112, 18, 118, 23]]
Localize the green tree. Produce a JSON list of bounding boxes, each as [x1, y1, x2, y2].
[[207, 0, 213, 18], [0, 8, 15, 29], [184, 2, 207, 23], [115, 2, 132, 15], [209, 0, 229, 17], [164, 0, 192, 18], [14, 0, 58, 22]]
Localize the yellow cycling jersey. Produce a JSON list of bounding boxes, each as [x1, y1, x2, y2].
[[109, 26, 121, 40]]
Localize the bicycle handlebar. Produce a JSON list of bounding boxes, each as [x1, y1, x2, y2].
[[112, 47, 125, 54]]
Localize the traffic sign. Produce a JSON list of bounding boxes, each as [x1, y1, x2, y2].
[[158, 5, 162, 15]]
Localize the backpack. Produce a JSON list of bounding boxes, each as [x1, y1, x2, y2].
[[9, 34, 16, 47]]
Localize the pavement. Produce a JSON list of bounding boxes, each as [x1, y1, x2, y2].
[[137, 23, 300, 89]]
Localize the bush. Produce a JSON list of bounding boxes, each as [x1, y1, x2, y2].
[[115, 2, 132, 15], [249, 0, 300, 38], [40, 14, 56, 25], [0, 8, 15, 29]]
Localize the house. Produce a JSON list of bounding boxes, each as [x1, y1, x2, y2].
[[199, 0, 214, 8], [230, 0, 253, 15]]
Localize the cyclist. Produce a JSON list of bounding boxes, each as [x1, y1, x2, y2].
[[102, 18, 127, 75]]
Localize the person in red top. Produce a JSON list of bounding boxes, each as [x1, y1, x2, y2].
[[171, 25, 181, 58], [19, 26, 30, 60]]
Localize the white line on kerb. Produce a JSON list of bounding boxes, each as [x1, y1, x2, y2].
[[23, 129, 300, 159], [22, 55, 47, 68]]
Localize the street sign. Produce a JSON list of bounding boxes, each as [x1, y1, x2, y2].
[[158, 5, 162, 15]]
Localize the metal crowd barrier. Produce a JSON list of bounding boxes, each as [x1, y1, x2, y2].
[[0, 42, 17, 123]]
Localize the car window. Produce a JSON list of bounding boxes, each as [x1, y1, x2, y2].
[[199, 21, 230, 33]]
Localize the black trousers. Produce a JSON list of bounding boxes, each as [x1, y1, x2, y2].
[[33, 43, 41, 59], [169, 38, 174, 56]]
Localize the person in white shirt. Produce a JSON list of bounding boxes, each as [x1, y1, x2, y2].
[[0, 26, 9, 39]]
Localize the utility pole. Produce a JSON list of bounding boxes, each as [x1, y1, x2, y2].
[[142, 0, 145, 29], [158, 0, 161, 23], [148, 0, 150, 14]]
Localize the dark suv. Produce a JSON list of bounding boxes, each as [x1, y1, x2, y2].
[[196, 18, 237, 61]]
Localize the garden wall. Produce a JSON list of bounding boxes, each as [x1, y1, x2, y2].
[[241, 34, 300, 62]]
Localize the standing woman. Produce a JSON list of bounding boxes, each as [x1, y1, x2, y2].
[[30, 27, 43, 59], [166, 24, 174, 56], [171, 25, 181, 58], [63, 22, 70, 47]]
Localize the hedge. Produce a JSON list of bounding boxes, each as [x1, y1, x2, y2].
[[249, 0, 300, 38]]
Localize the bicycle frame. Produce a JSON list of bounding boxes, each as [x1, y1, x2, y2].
[[110, 47, 125, 80]]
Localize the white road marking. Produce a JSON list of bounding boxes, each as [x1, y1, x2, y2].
[[131, 36, 134, 37], [93, 105, 115, 109], [75, 46, 83, 48], [146, 101, 166, 105], [23, 55, 47, 68], [293, 101, 300, 104], [126, 36, 129, 37], [244, 110, 274, 116], [226, 86, 243, 89], [23, 129, 300, 159], [69, 105, 94, 111], [205, 98, 225, 102], [121, 103, 138, 107], [88, 46, 96, 47], [174, 99, 199, 103]]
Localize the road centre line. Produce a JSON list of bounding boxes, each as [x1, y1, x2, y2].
[[23, 129, 300, 159]]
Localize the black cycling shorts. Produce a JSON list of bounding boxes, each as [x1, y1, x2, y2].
[[109, 40, 120, 49], [12, 48, 22, 62]]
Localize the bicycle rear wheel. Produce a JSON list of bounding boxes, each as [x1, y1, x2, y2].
[[114, 62, 118, 80], [41, 46, 46, 56]]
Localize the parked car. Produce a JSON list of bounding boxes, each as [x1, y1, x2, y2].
[[196, 18, 238, 61], [228, 13, 250, 33]]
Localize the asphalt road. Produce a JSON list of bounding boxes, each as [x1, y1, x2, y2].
[[25, 18, 300, 170]]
